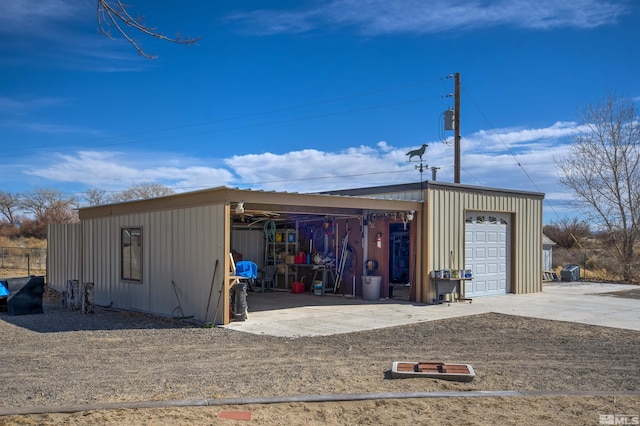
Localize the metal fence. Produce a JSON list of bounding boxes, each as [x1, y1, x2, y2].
[[0, 247, 47, 275]]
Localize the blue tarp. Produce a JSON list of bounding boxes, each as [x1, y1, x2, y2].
[[0, 281, 9, 297]]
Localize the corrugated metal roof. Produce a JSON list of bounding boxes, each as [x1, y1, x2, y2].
[[323, 181, 545, 199], [542, 234, 557, 246], [79, 185, 422, 220]]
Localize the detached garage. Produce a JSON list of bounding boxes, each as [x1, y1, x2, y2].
[[327, 181, 544, 303], [48, 181, 543, 325], [426, 182, 543, 302]]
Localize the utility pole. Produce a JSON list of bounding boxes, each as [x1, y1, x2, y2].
[[453, 72, 461, 184]]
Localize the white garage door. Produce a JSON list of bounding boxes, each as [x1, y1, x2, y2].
[[464, 212, 510, 297]]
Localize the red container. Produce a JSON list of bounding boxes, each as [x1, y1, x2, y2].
[[291, 282, 305, 293]]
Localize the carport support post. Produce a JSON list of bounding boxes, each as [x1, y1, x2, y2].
[[362, 211, 370, 297], [414, 209, 422, 303], [222, 203, 232, 326]]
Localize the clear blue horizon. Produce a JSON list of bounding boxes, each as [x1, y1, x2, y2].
[[1, 0, 639, 223]]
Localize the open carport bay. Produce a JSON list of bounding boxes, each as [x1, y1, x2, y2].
[[226, 282, 640, 336]]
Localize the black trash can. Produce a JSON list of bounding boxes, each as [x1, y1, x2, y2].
[[561, 264, 580, 282], [231, 281, 247, 321], [5, 276, 45, 316]]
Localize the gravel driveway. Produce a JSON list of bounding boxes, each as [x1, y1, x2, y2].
[[0, 288, 638, 425]]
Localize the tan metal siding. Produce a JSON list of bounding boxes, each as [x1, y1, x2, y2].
[[422, 187, 542, 303], [149, 210, 173, 316], [366, 190, 423, 201], [47, 223, 82, 291], [80, 204, 226, 322], [231, 229, 265, 266], [170, 205, 225, 322], [86, 217, 120, 308]]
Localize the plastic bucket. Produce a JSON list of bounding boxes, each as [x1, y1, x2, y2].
[[362, 276, 381, 301], [313, 281, 323, 295]]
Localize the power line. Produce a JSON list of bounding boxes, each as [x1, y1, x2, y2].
[[238, 168, 414, 186], [2, 77, 444, 155], [461, 84, 541, 191], [461, 84, 565, 220], [49, 167, 418, 197]]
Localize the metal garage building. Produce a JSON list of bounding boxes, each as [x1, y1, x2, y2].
[[48, 182, 543, 325], [325, 181, 544, 304]]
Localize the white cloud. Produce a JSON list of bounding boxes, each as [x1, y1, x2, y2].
[[0, 96, 70, 115], [225, 146, 411, 192], [0, 0, 149, 70], [22, 120, 579, 222], [0, 0, 82, 35], [0, 119, 106, 138], [228, 0, 630, 35], [466, 121, 580, 152], [24, 151, 235, 190]]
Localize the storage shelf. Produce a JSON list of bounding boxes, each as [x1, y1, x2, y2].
[[265, 228, 298, 289]]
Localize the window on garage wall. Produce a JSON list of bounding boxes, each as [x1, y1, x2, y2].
[[121, 227, 142, 282]]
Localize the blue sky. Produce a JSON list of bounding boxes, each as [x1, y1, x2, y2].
[[1, 0, 639, 222]]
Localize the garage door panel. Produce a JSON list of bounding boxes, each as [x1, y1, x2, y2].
[[464, 212, 510, 297], [475, 248, 486, 259], [499, 279, 506, 291], [471, 281, 486, 292]]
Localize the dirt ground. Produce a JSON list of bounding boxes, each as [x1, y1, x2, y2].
[[0, 288, 638, 425]]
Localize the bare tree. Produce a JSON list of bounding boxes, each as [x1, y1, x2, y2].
[[96, 0, 200, 59], [557, 93, 640, 281], [83, 188, 111, 207], [0, 191, 22, 225], [110, 182, 175, 203], [21, 189, 78, 223], [19, 189, 78, 239], [543, 218, 591, 249]]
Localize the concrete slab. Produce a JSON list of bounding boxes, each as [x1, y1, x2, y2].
[[224, 282, 640, 337]]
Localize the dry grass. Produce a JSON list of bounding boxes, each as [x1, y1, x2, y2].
[[551, 242, 640, 283], [0, 237, 46, 280]]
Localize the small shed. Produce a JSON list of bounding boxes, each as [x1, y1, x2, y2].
[[542, 233, 557, 275]]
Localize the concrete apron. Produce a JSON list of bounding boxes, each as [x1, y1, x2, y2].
[[223, 282, 640, 337]]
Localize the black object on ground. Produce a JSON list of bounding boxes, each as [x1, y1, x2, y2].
[[3, 276, 45, 316]]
